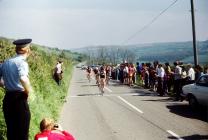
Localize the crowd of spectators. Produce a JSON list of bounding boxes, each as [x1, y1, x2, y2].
[[109, 61, 207, 101]]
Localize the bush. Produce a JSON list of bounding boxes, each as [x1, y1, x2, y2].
[[0, 38, 75, 139]]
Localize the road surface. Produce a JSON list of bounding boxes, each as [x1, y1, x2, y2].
[[59, 67, 208, 140]]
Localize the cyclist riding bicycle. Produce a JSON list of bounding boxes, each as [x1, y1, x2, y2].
[[93, 67, 100, 86], [99, 66, 106, 94], [86, 66, 92, 82]]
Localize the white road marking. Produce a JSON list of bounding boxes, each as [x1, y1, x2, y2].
[[117, 96, 143, 114], [167, 130, 184, 140], [104, 87, 113, 93]]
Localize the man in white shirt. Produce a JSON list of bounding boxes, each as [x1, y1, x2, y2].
[[156, 64, 165, 96], [173, 61, 182, 101], [54, 61, 63, 85], [123, 65, 129, 84], [187, 64, 195, 84]]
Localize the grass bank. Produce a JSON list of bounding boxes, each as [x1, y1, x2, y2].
[[0, 38, 78, 139]]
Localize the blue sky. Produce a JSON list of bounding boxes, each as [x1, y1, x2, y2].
[[0, 0, 207, 49]]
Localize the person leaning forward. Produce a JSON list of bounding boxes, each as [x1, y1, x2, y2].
[[35, 118, 75, 140], [0, 38, 33, 140]]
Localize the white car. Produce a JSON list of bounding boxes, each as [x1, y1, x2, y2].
[[181, 74, 208, 108]]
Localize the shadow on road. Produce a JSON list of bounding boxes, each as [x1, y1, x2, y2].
[[166, 104, 208, 122], [141, 97, 174, 102], [168, 134, 208, 140], [77, 93, 102, 96], [110, 80, 143, 89], [81, 84, 99, 87], [131, 89, 162, 97]]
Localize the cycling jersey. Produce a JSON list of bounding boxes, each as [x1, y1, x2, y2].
[[100, 71, 105, 78]]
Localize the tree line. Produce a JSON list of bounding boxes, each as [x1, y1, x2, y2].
[[85, 46, 136, 65]]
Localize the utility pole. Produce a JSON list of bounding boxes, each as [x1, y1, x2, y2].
[[190, 0, 198, 66]]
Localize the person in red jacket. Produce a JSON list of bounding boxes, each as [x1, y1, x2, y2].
[[35, 118, 75, 140]]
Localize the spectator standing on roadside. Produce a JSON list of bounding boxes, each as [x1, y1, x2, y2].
[[187, 64, 195, 84], [54, 61, 63, 85], [149, 66, 157, 91], [136, 62, 141, 82], [153, 61, 159, 90], [140, 63, 146, 86], [0, 39, 33, 140], [172, 61, 182, 101], [123, 64, 129, 85], [119, 64, 124, 83], [144, 65, 149, 88], [164, 62, 172, 93], [156, 64, 165, 96], [181, 65, 187, 86], [116, 65, 120, 81], [128, 63, 136, 87], [132, 64, 137, 84], [195, 65, 203, 81], [105, 65, 111, 85]]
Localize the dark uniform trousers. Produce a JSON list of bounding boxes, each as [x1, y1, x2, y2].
[[174, 79, 182, 100], [157, 77, 164, 96], [3, 91, 31, 140]]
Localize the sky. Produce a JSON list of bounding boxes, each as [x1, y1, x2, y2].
[[0, 0, 207, 49]]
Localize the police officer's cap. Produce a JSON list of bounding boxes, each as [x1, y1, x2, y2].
[[13, 39, 32, 48]]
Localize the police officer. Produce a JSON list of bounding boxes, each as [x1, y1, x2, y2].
[[0, 39, 32, 140]]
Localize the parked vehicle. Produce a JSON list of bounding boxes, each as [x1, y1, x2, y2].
[[181, 74, 208, 108]]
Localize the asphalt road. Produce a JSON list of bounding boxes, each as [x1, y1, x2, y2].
[[59, 67, 208, 140]]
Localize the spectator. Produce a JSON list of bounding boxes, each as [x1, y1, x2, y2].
[[144, 66, 149, 88], [149, 66, 157, 91], [136, 62, 141, 81], [186, 64, 195, 84], [181, 65, 187, 86], [172, 61, 182, 101], [54, 61, 63, 85], [195, 65, 203, 81], [156, 64, 165, 96], [164, 62, 173, 93], [129, 63, 136, 86], [35, 118, 75, 140]]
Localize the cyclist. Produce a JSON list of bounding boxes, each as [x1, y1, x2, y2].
[[99, 66, 106, 94], [86, 66, 92, 82], [93, 67, 100, 86]]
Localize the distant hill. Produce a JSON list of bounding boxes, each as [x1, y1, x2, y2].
[[71, 40, 208, 65], [0, 36, 86, 62]]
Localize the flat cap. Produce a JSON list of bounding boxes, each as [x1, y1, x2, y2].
[[13, 39, 32, 47]]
